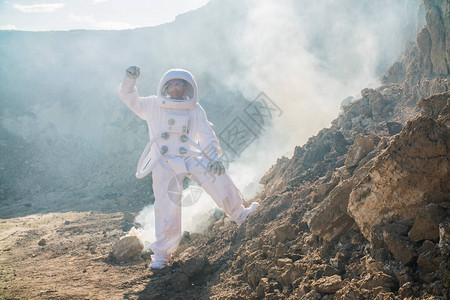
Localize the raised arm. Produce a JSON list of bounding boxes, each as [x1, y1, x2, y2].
[[117, 66, 152, 120]]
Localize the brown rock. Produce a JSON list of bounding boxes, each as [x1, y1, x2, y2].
[[274, 242, 288, 259], [382, 62, 405, 84], [277, 263, 304, 287], [345, 135, 381, 169], [439, 222, 450, 248], [383, 230, 417, 265], [323, 265, 337, 276], [417, 248, 444, 273], [416, 27, 433, 75], [419, 240, 436, 255], [256, 278, 270, 298], [408, 204, 446, 242], [364, 257, 384, 274], [417, 91, 450, 121], [245, 260, 268, 288], [110, 236, 143, 262], [307, 178, 356, 242], [312, 275, 343, 294], [276, 258, 292, 268], [423, 1, 449, 75], [399, 282, 414, 298], [358, 272, 397, 292], [348, 116, 450, 242], [386, 122, 403, 135], [334, 283, 360, 300], [395, 269, 413, 287], [274, 223, 297, 243], [362, 88, 391, 120]]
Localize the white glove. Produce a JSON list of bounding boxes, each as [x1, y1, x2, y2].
[[125, 66, 140, 79], [207, 159, 225, 176]]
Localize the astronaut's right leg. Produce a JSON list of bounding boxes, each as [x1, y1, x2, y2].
[[149, 163, 185, 269]]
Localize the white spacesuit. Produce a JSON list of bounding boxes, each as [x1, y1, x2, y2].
[[118, 67, 259, 269]]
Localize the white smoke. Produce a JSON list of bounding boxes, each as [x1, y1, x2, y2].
[[134, 182, 217, 250], [223, 0, 423, 199]]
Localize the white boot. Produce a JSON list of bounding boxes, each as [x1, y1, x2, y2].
[[149, 254, 169, 270], [149, 260, 168, 269], [235, 202, 259, 225]]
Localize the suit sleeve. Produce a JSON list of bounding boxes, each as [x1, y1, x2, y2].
[[196, 105, 223, 160], [117, 77, 153, 120]]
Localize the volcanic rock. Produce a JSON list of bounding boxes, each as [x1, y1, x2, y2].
[[408, 203, 447, 242], [311, 274, 343, 294], [344, 135, 380, 169], [348, 115, 450, 242], [110, 236, 143, 262]]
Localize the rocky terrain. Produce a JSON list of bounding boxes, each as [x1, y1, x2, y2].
[[1, 0, 450, 299]]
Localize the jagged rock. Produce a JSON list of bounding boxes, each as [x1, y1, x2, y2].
[[179, 257, 207, 277], [417, 246, 444, 274], [110, 236, 143, 262], [419, 240, 436, 255], [276, 258, 292, 268], [348, 115, 450, 242], [274, 242, 288, 259], [308, 160, 377, 242], [245, 260, 268, 288], [303, 290, 322, 300], [358, 272, 397, 292], [383, 230, 417, 265], [408, 204, 446, 242], [417, 27, 433, 75], [274, 223, 297, 243], [311, 275, 343, 294], [277, 262, 305, 287], [334, 283, 360, 300], [330, 253, 346, 275], [418, 91, 450, 121], [382, 62, 406, 84], [364, 257, 384, 274], [361, 88, 391, 121], [386, 122, 403, 135], [439, 222, 450, 248], [256, 277, 270, 298], [395, 268, 413, 287], [307, 179, 355, 242], [423, 0, 449, 75], [322, 265, 337, 276], [344, 135, 380, 169]]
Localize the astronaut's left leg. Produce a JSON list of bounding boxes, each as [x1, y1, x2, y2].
[[186, 157, 258, 224]]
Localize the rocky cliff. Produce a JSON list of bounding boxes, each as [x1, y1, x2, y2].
[[149, 1, 449, 298]]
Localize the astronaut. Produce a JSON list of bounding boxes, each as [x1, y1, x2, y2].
[[118, 66, 259, 269]]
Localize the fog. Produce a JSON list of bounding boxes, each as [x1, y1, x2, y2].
[[0, 0, 424, 242]]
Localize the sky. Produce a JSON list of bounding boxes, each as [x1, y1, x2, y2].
[[0, 0, 210, 31]]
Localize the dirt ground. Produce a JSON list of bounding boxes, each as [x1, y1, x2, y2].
[[0, 212, 157, 299]]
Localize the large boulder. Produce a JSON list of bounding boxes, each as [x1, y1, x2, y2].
[[110, 236, 143, 262], [348, 116, 450, 242]]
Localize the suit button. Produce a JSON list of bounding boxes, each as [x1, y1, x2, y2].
[[178, 147, 187, 155], [168, 119, 175, 125], [161, 132, 169, 140], [160, 146, 168, 154], [180, 135, 188, 143]]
